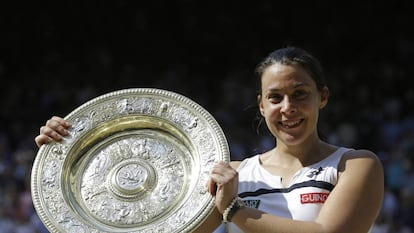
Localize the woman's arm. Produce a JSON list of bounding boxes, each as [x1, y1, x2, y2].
[[315, 149, 384, 232], [192, 208, 222, 233]]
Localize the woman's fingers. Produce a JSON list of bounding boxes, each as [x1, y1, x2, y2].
[[208, 161, 238, 194], [40, 126, 64, 140], [50, 116, 71, 127], [35, 116, 71, 147], [208, 179, 217, 196], [46, 116, 71, 136], [35, 126, 63, 147], [34, 134, 53, 147], [210, 161, 237, 184]]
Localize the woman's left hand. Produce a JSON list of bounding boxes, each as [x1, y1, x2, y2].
[[208, 161, 239, 214]]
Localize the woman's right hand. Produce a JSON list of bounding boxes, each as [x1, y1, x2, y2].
[[35, 116, 71, 147]]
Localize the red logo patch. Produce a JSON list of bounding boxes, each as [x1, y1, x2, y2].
[[300, 192, 329, 204]]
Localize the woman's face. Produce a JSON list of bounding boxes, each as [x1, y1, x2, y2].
[[258, 63, 329, 146]]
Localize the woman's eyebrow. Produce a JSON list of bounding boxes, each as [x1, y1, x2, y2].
[[266, 82, 309, 92]]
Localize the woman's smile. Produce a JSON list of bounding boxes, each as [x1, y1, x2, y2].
[[279, 119, 304, 129]]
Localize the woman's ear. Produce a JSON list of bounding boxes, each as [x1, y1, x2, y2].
[[319, 86, 329, 109], [258, 95, 265, 116]]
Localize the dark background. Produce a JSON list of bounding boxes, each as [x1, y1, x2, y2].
[[1, 1, 413, 232]]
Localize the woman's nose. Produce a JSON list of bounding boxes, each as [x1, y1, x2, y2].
[[281, 96, 297, 114]]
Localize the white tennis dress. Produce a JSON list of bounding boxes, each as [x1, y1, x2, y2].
[[223, 147, 352, 233]]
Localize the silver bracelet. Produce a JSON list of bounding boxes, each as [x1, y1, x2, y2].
[[222, 197, 245, 223]]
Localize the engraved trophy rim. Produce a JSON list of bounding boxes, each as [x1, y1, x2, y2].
[[31, 88, 230, 233]]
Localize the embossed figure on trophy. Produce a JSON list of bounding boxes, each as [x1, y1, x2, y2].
[[82, 185, 106, 201], [82, 153, 111, 200], [42, 160, 58, 188], [201, 151, 216, 166], [171, 211, 187, 225], [116, 99, 133, 114], [113, 141, 132, 161], [73, 118, 88, 132], [160, 149, 180, 170], [57, 215, 84, 232], [117, 164, 147, 188], [115, 204, 132, 221], [66, 117, 90, 141], [133, 98, 153, 114], [159, 183, 172, 201], [131, 139, 150, 159], [47, 198, 63, 215], [186, 117, 198, 130], [158, 101, 170, 116], [98, 200, 111, 220], [90, 153, 110, 179], [51, 144, 67, 160], [137, 201, 150, 218]]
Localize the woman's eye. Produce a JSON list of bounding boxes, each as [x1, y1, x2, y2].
[[293, 90, 308, 99], [268, 94, 282, 103]]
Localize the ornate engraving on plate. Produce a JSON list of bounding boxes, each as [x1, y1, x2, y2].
[[78, 133, 186, 226], [31, 88, 230, 233]]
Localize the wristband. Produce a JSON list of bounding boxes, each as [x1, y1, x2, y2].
[[222, 197, 245, 223]]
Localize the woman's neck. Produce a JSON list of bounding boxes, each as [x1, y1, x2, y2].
[[272, 139, 335, 167]]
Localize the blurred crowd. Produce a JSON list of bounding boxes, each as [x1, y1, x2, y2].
[[1, 1, 414, 232]]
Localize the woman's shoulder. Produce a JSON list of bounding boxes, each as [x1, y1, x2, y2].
[[341, 148, 380, 163], [339, 148, 383, 175]]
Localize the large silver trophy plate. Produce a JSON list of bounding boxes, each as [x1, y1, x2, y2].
[[31, 88, 230, 233]]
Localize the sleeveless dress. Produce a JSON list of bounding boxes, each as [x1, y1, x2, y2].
[[225, 147, 352, 233]]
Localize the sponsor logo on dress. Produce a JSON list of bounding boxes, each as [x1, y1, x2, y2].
[[307, 166, 324, 178], [300, 192, 329, 204], [244, 199, 261, 209]]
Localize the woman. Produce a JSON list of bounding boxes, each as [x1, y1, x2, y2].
[[35, 47, 384, 233]]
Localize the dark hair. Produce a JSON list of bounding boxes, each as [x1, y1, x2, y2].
[[255, 46, 327, 95]]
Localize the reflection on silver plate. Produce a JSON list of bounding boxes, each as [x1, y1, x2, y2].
[[31, 88, 230, 233]]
